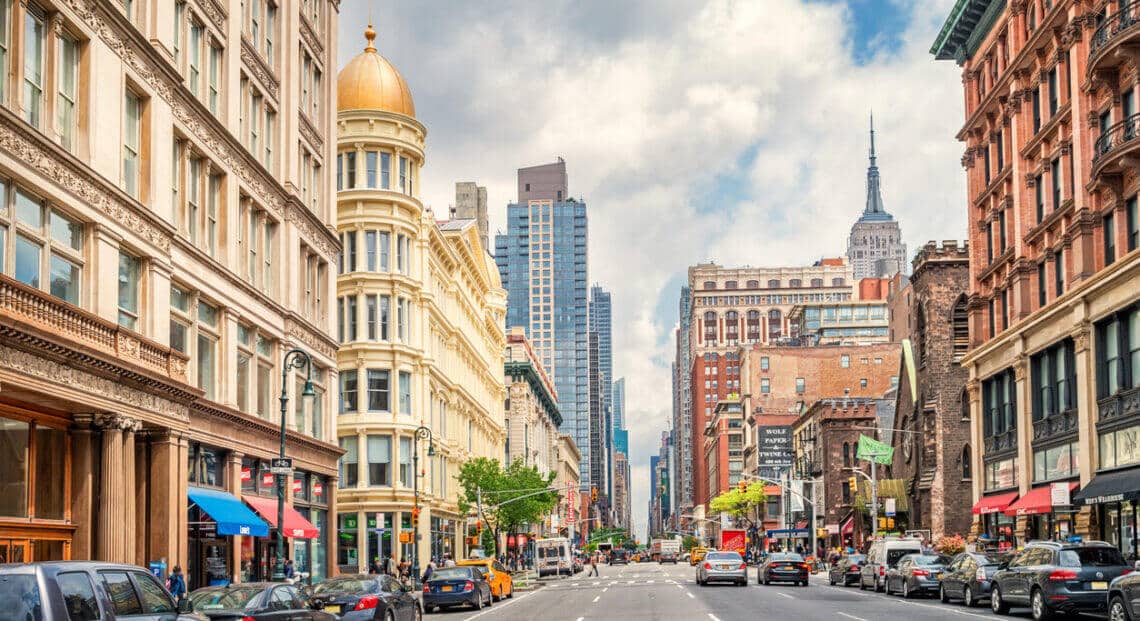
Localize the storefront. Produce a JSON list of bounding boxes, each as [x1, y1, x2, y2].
[[973, 491, 1018, 550], [243, 494, 321, 580], [0, 404, 73, 563], [1072, 465, 1140, 562], [291, 471, 329, 582], [1004, 482, 1078, 542], [430, 516, 456, 562], [186, 486, 269, 588], [239, 458, 279, 582]]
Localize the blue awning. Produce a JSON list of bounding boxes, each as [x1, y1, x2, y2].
[[188, 486, 269, 537]]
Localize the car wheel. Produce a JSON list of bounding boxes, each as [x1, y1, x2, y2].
[[1031, 589, 1054, 621], [902, 580, 911, 599], [829, 575, 836, 586], [991, 586, 1009, 615], [963, 585, 975, 608], [1110, 595, 1133, 621], [859, 576, 866, 590], [507, 582, 513, 599], [876, 576, 884, 593], [884, 577, 891, 595], [385, 610, 395, 621], [939, 584, 950, 603]]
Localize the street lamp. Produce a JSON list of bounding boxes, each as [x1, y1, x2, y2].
[[411, 425, 435, 587], [273, 348, 316, 582]]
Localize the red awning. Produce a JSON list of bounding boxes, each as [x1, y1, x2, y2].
[[840, 516, 854, 535], [972, 491, 1019, 515], [243, 495, 320, 539], [795, 520, 808, 529], [1004, 483, 1078, 516]]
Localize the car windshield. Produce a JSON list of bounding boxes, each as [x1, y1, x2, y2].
[[770, 554, 803, 562], [911, 555, 952, 566], [706, 552, 742, 562], [189, 587, 264, 610], [312, 577, 380, 594], [431, 568, 475, 581], [1059, 547, 1126, 567], [977, 554, 1005, 565], [886, 549, 921, 566]]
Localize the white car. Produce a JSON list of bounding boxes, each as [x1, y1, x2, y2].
[[696, 551, 748, 586]]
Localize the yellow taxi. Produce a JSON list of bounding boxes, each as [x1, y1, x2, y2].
[[457, 558, 514, 601], [689, 547, 708, 566]]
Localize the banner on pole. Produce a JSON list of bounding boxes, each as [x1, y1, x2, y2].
[[856, 434, 894, 465]]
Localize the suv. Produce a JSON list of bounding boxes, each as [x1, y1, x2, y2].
[[860, 537, 923, 592], [989, 540, 1132, 620], [0, 561, 202, 620], [610, 550, 630, 565]]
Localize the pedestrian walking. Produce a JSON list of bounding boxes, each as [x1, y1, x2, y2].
[[385, 553, 398, 577], [283, 559, 295, 581], [166, 566, 187, 602], [369, 558, 382, 574], [588, 552, 599, 577], [443, 553, 456, 567]]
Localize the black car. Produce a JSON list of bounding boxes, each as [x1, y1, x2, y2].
[[885, 553, 951, 598], [759, 553, 810, 586], [990, 541, 1132, 620], [422, 566, 493, 612], [309, 574, 420, 620], [186, 583, 336, 620], [938, 551, 1006, 607], [828, 554, 866, 586], [610, 550, 630, 565], [0, 561, 200, 621], [1109, 566, 1140, 621]]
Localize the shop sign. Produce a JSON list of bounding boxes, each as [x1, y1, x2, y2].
[[507, 535, 516, 547], [885, 498, 896, 517], [292, 478, 303, 493], [313, 481, 324, 497], [241, 467, 252, 482], [261, 472, 275, 486], [1050, 482, 1071, 506]]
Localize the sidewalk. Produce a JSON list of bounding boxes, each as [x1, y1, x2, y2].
[[511, 569, 545, 591]]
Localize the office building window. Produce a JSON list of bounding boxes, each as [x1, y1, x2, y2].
[[840, 354, 850, 368], [117, 251, 140, 329], [1051, 158, 1061, 212], [1105, 212, 1117, 265], [1054, 248, 1064, 296], [398, 371, 411, 416], [123, 89, 142, 198], [399, 436, 412, 486], [57, 32, 79, 152], [22, 6, 45, 128], [169, 287, 220, 401], [367, 435, 391, 486], [338, 437, 358, 488], [1129, 195, 1139, 252], [1096, 306, 1140, 398], [1035, 175, 1044, 224], [339, 370, 357, 414], [236, 324, 253, 413], [1037, 262, 1047, 308], [255, 335, 274, 418], [0, 186, 84, 305], [1031, 339, 1076, 421], [367, 369, 390, 412], [795, 377, 805, 393]]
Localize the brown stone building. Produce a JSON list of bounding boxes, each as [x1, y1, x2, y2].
[[934, 0, 1140, 558], [888, 241, 973, 541]]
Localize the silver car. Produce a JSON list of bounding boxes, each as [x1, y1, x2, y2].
[[696, 550, 748, 586]]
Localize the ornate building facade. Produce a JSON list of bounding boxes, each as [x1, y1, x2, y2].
[[504, 327, 560, 476], [847, 117, 907, 280], [0, 0, 343, 586], [934, 0, 1140, 560], [333, 27, 507, 573]]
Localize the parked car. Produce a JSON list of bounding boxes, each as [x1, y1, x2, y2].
[[421, 566, 493, 612], [828, 554, 866, 586], [938, 551, 1006, 607], [695, 551, 748, 587], [989, 540, 1132, 620], [759, 552, 810, 586], [186, 583, 336, 620], [0, 561, 202, 621], [860, 537, 923, 592], [885, 553, 952, 598], [308, 574, 420, 620], [456, 558, 513, 601], [1109, 567, 1140, 621]]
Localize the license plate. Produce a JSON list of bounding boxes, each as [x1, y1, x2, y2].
[[325, 605, 340, 614], [442, 586, 453, 592], [937, 573, 943, 580], [782, 565, 795, 570], [719, 564, 734, 570], [1091, 581, 1108, 590]]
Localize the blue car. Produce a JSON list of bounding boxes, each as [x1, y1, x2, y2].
[[421, 566, 493, 612]]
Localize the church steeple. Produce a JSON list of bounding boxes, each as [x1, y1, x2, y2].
[[863, 112, 888, 218]]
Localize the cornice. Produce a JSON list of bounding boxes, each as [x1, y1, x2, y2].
[[285, 313, 338, 361], [299, 112, 325, 152], [299, 13, 325, 58], [240, 37, 280, 102]]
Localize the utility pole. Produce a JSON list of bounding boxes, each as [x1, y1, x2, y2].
[[870, 457, 879, 540]]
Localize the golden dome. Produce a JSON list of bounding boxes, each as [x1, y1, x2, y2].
[[337, 25, 416, 117]]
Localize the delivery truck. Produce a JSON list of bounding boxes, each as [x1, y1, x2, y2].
[[720, 529, 747, 556], [657, 539, 681, 564]]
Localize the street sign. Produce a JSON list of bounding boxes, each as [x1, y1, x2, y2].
[[270, 457, 293, 475], [757, 426, 793, 467], [885, 498, 896, 517]]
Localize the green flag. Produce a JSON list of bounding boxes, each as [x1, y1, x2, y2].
[[856, 434, 893, 465]]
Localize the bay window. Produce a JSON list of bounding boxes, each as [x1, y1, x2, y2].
[[338, 437, 358, 487], [367, 435, 391, 486], [367, 369, 390, 412]]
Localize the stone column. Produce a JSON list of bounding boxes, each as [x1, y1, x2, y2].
[[96, 414, 124, 562], [1014, 351, 1032, 499], [135, 430, 149, 566], [69, 415, 97, 560], [122, 420, 139, 565], [148, 430, 186, 576], [326, 475, 339, 579]]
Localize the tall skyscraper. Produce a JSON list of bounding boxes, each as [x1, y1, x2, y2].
[[847, 115, 907, 279], [672, 287, 693, 515], [495, 160, 590, 482], [589, 285, 614, 415], [612, 377, 626, 430], [454, 182, 489, 251]]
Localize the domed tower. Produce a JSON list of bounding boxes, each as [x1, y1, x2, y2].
[[334, 27, 506, 576]]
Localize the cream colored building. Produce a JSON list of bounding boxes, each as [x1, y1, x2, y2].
[[505, 327, 560, 475], [333, 27, 507, 572], [554, 433, 583, 533], [0, 0, 342, 586]]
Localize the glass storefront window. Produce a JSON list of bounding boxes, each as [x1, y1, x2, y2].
[[258, 463, 275, 496], [188, 443, 224, 487], [0, 418, 29, 517], [984, 458, 1017, 490], [240, 458, 257, 494], [366, 512, 394, 570], [338, 513, 359, 569], [1100, 424, 1140, 470], [1033, 442, 1079, 482], [311, 509, 327, 581], [34, 426, 65, 519], [293, 472, 310, 502]]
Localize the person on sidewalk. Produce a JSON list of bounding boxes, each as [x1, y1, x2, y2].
[[385, 553, 398, 577], [588, 552, 599, 577], [166, 566, 187, 602]]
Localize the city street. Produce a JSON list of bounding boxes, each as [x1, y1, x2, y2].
[[425, 562, 1111, 621]]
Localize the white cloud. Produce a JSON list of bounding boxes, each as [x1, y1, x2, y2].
[[338, 0, 965, 542]]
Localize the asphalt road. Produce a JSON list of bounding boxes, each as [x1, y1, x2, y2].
[[422, 562, 1111, 620]]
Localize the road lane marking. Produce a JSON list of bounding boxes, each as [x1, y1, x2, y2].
[[592, 581, 600, 585], [592, 595, 600, 603], [837, 614, 867, 621], [602, 587, 608, 592], [776, 592, 793, 599], [708, 615, 721, 621], [461, 590, 536, 620], [686, 591, 695, 599], [675, 584, 683, 589]]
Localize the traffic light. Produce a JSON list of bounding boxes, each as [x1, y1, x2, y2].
[[738, 480, 747, 492], [848, 476, 858, 495], [591, 487, 598, 502], [411, 507, 420, 528], [475, 520, 483, 535]]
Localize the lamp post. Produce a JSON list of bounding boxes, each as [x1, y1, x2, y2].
[[273, 348, 316, 582], [411, 425, 434, 587]]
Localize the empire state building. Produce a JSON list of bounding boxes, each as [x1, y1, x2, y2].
[[847, 115, 907, 279]]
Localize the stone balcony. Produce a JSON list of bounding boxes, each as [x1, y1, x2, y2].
[[1088, 5, 1140, 83], [0, 274, 189, 385], [1091, 113, 1140, 184]]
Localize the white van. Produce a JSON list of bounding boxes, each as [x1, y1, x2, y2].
[[860, 537, 924, 592], [535, 537, 573, 577]]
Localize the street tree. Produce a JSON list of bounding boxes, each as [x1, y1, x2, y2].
[[457, 457, 558, 556], [708, 481, 767, 526]]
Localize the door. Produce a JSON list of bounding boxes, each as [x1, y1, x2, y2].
[[381, 575, 414, 619], [942, 556, 962, 593], [268, 586, 299, 621], [0, 540, 30, 563]]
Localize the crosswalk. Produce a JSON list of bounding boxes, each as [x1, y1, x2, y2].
[[547, 577, 687, 588]]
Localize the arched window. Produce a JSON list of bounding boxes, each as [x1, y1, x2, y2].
[[843, 442, 850, 467], [746, 279, 760, 289], [767, 279, 781, 289], [960, 388, 970, 421], [961, 445, 972, 480], [916, 302, 927, 366], [703, 281, 717, 290], [746, 310, 761, 341], [703, 311, 717, 343], [768, 309, 782, 340], [789, 278, 802, 288], [725, 310, 739, 342], [952, 295, 969, 362], [725, 280, 738, 289]]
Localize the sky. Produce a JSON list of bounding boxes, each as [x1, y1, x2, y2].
[[337, 0, 967, 543]]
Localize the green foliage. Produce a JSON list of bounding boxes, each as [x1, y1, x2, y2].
[[708, 482, 767, 521], [681, 536, 700, 551], [480, 528, 496, 555], [456, 457, 559, 544]]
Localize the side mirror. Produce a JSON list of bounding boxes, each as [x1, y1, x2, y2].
[[998, 561, 1009, 570], [176, 598, 194, 614]]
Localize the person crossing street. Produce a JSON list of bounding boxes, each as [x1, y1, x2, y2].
[[588, 551, 600, 577]]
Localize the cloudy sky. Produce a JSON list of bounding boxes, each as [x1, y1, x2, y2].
[[337, 0, 967, 542]]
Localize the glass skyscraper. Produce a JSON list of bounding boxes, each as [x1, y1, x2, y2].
[[495, 161, 590, 482]]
